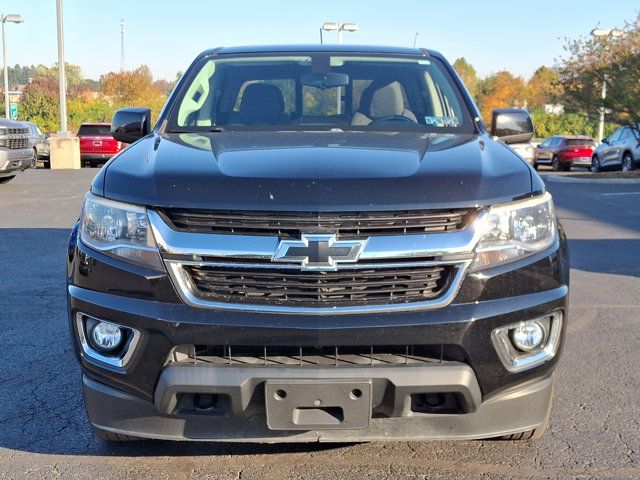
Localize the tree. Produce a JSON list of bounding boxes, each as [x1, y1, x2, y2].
[[526, 66, 562, 110], [559, 12, 640, 133], [453, 58, 478, 98], [34, 63, 85, 87], [476, 71, 526, 124], [101, 66, 167, 119], [19, 78, 59, 132]]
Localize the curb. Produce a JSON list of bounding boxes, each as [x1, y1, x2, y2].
[[543, 175, 640, 185]]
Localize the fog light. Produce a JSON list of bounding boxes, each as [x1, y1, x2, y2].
[[492, 311, 563, 373], [510, 321, 545, 352], [90, 321, 123, 352]]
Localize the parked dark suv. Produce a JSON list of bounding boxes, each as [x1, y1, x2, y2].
[[67, 45, 569, 443]]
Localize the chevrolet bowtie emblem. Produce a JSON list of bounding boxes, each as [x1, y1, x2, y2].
[[272, 234, 368, 271]]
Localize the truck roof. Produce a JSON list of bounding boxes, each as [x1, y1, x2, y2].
[[205, 44, 439, 57]]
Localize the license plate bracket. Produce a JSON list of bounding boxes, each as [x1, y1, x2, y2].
[[265, 379, 371, 430]]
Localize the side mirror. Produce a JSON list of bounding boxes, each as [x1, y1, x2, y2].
[[601, 138, 609, 145], [490, 108, 534, 145], [44, 133, 50, 139], [111, 108, 152, 144]]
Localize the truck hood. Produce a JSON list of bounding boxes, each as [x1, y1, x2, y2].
[[97, 131, 534, 211]]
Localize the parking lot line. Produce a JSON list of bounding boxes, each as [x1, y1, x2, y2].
[[601, 191, 640, 196]]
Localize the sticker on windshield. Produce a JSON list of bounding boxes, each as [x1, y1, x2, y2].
[[424, 116, 459, 127]]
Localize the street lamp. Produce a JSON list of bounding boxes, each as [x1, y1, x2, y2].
[[320, 22, 358, 114], [321, 22, 358, 44], [1, 13, 23, 120], [590, 27, 624, 142]]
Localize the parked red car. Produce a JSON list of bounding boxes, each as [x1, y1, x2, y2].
[[533, 135, 595, 171], [77, 123, 124, 167]]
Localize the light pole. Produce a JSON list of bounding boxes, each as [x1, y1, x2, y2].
[[322, 22, 358, 45], [1, 13, 23, 120], [55, 0, 68, 135], [120, 19, 125, 72], [590, 27, 624, 142], [321, 22, 358, 114]]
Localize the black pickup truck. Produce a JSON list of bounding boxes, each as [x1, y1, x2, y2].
[[67, 45, 568, 443]]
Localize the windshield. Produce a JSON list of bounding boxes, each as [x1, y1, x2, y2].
[[168, 53, 475, 133]]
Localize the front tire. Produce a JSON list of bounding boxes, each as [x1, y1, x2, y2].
[[552, 156, 561, 172], [622, 153, 635, 172], [591, 156, 601, 173]]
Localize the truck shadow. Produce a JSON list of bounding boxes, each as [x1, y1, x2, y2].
[[0, 178, 637, 458]]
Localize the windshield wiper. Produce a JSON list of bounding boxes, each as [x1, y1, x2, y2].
[[209, 126, 226, 132]]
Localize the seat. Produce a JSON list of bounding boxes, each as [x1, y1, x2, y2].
[[351, 81, 417, 125], [237, 83, 287, 125]]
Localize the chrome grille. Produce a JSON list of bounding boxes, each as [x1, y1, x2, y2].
[[4, 138, 29, 149], [184, 263, 453, 306], [159, 208, 475, 238]]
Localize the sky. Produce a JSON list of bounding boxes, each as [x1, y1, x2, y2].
[[3, 0, 638, 81]]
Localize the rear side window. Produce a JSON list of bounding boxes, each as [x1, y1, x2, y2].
[[77, 125, 111, 136]]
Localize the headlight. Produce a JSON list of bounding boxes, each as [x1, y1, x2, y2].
[[79, 193, 163, 270], [472, 192, 556, 270]]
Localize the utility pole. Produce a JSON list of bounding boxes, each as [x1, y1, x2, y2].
[[120, 19, 125, 72]]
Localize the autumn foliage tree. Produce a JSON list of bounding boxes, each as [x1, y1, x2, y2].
[[101, 66, 167, 119], [526, 66, 562, 109], [476, 71, 526, 124]]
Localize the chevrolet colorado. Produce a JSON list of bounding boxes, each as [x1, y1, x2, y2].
[[67, 45, 569, 442]]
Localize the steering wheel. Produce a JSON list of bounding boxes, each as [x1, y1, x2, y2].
[[369, 115, 418, 125]]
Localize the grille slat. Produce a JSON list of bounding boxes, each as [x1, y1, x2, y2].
[[185, 265, 452, 305], [160, 208, 474, 238]]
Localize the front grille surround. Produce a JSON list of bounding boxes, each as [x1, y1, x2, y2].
[[150, 208, 480, 315], [166, 259, 470, 314]]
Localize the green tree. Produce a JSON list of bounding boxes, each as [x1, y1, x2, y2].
[[453, 58, 478, 98], [559, 12, 640, 133]]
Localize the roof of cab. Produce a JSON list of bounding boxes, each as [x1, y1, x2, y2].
[[201, 44, 437, 57]]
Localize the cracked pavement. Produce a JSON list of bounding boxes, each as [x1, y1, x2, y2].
[[0, 169, 638, 479]]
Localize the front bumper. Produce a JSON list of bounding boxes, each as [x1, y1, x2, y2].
[[0, 148, 33, 176], [81, 153, 116, 162], [83, 371, 554, 442], [68, 222, 569, 441]]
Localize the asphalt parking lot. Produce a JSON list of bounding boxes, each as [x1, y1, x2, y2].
[[0, 169, 639, 479]]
